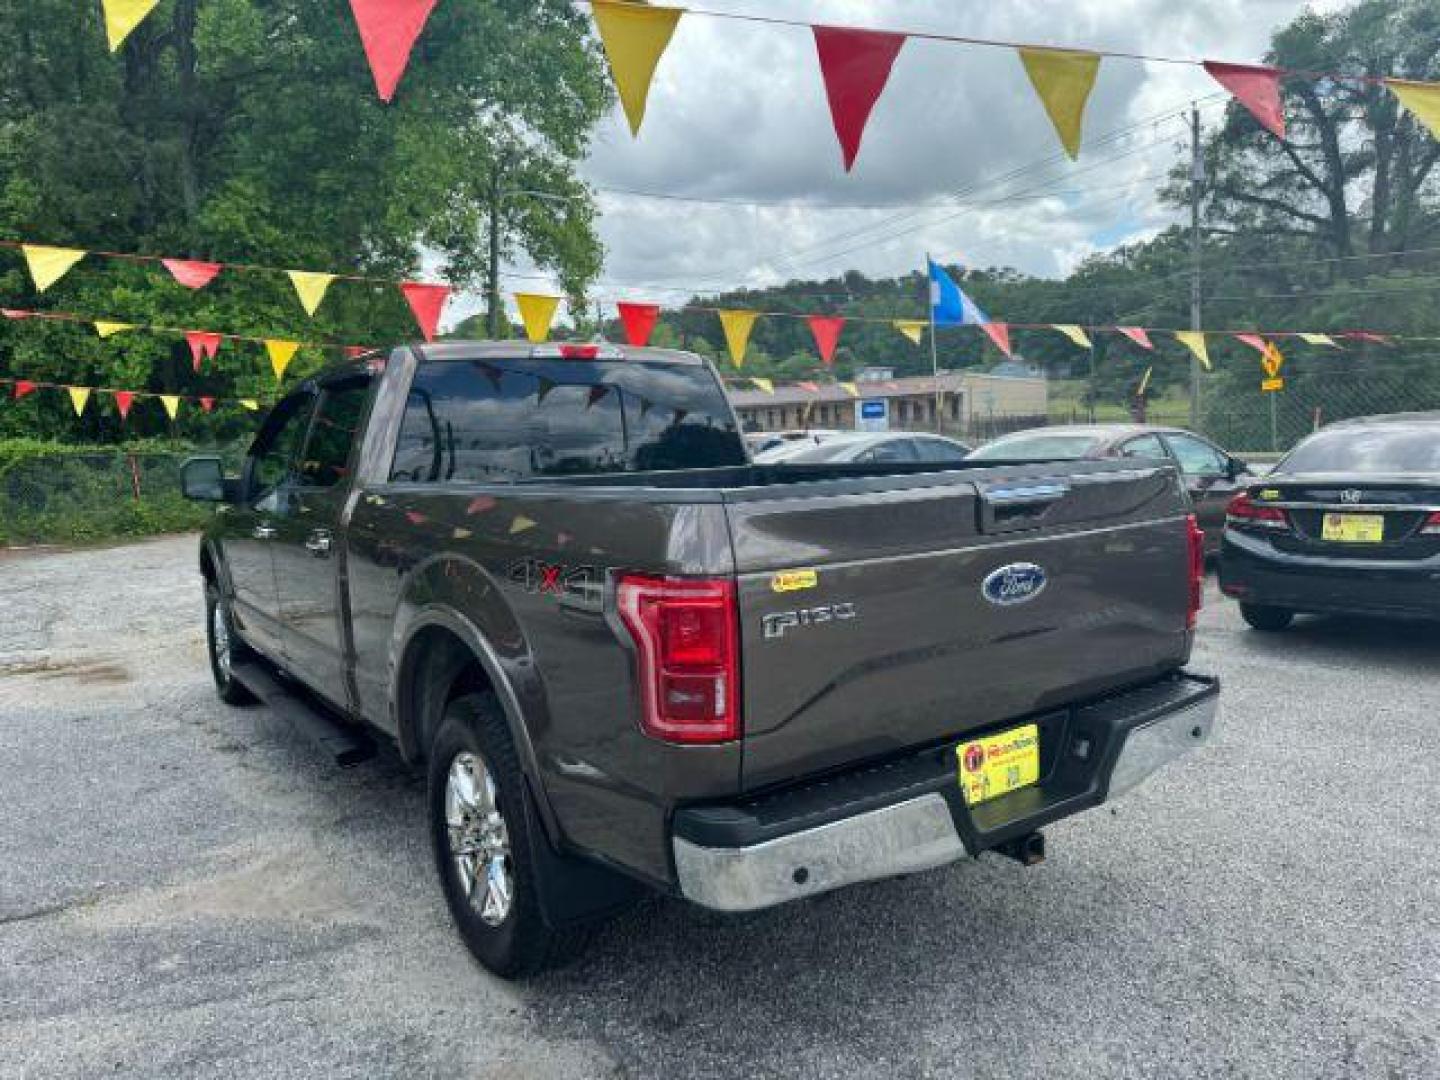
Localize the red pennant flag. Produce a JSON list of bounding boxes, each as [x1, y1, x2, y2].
[[199, 396, 216, 414], [812, 26, 907, 171], [13, 380, 37, 399], [796, 381, 821, 392], [186, 331, 223, 372], [466, 495, 497, 516], [1118, 326, 1154, 350], [113, 390, 135, 419], [344, 345, 367, 359], [1234, 333, 1269, 354], [1343, 331, 1394, 346], [617, 301, 661, 347], [807, 315, 846, 366], [400, 281, 450, 342], [162, 259, 222, 289], [1203, 62, 1286, 140], [981, 322, 1012, 357], [3, 309, 31, 320], [348, 0, 438, 103]]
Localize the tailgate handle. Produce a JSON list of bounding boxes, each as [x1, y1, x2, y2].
[[983, 482, 1069, 507]]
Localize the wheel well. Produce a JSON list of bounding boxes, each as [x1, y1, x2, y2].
[[397, 624, 496, 763]]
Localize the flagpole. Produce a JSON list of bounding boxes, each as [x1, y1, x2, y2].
[[926, 253, 941, 434]]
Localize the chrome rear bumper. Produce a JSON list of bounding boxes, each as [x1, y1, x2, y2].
[[674, 686, 1219, 913]]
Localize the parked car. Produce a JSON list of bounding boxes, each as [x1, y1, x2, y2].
[[757, 431, 972, 465], [967, 424, 1255, 555], [744, 429, 842, 457], [181, 342, 1217, 978], [1219, 412, 1440, 631]]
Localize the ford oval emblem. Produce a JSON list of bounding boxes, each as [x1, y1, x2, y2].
[[982, 563, 1048, 606]]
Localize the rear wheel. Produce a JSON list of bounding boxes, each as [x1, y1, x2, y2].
[[427, 692, 589, 978], [205, 582, 258, 705], [1240, 603, 1295, 633]]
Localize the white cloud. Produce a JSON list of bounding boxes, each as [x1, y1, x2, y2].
[[489, 0, 1330, 317]]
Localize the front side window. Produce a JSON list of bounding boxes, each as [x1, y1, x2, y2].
[[297, 379, 373, 489], [249, 392, 316, 500], [389, 357, 746, 483], [1164, 433, 1228, 477], [912, 438, 969, 463]]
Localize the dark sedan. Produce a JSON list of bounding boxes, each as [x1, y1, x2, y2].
[[1218, 412, 1440, 631], [967, 424, 1254, 554]]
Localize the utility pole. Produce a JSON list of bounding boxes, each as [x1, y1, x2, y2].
[[1188, 105, 1205, 430], [486, 161, 503, 339]]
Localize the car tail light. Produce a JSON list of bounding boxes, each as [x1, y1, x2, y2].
[[616, 574, 741, 744], [1186, 514, 1205, 630], [1423, 511, 1440, 536], [1225, 491, 1287, 530]]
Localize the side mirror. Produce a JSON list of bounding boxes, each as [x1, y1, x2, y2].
[[180, 456, 230, 503], [1228, 457, 1250, 479]]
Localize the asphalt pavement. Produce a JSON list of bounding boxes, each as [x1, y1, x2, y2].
[[1, 534, 1436, 1079]]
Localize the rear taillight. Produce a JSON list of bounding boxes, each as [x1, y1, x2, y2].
[[1423, 511, 1440, 536], [1226, 491, 1288, 530], [1186, 514, 1205, 630], [616, 574, 740, 744]]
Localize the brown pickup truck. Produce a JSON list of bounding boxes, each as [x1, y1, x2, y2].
[[181, 342, 1218, 977]]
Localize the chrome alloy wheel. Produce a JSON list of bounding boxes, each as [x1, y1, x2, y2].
[[212, 601, 232, 680], [445, 751, 513, 926]]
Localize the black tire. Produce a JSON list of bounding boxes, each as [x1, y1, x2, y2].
[[205, 582, 258, 706], [427, 692, 589, 978], [1241, 602, 1295, 633]]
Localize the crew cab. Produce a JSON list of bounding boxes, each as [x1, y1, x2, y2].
[[181, 342, 1219, 977]]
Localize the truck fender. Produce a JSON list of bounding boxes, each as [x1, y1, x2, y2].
[[390, 602, 561, 843]]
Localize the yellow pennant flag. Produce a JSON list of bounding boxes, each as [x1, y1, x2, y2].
[[1053, 324, 1092, 349], [1386, 79, 1440, 140], [839, 381, 860, 398], [67, 386, 91, 416], [266, 339, 300, 381], [893, 320, 926, 345], [1136, 366, 1154, 397], [1018, 48, 1102, 160], [159, 394, 180, 420], [717, 310, 760, 367], [22, 245, 87, 292], [1299, 333, 1338, 347], [750, 377, 774, 394], [591, 1, 684, 137], [94, 321, 134, 338], [102, 0, 160, 52], [514, 294, 561, 343], [240, 399, 260, 411], [510, 514, 538, 535], [287, 271, 336, 317], [1174, 330, 1211, 371]]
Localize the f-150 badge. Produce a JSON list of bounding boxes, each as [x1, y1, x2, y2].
[[982, 563, 1047, 606]]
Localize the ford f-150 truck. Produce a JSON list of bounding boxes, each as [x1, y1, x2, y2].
[[181, 342, 1218, 977]]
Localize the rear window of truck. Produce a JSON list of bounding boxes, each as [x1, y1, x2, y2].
[[389, 357, 747, 482]]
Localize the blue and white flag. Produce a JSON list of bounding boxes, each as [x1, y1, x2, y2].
[[928, 259, 987, 326]]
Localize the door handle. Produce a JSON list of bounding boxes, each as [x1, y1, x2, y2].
[[305, 530, 333, 558], [252, 523, 277, 540]]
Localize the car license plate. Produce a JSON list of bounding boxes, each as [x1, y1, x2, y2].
[[1322, 513, 1384, 543], [957, 723, 1039, 806]]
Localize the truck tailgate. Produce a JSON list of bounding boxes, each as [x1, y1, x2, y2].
[[727, 463, 1194, 790]]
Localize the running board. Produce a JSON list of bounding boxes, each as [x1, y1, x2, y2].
[[230, 661, 376, 768]]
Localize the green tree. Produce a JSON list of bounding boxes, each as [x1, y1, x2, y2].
[[0, 0, 611, 442]]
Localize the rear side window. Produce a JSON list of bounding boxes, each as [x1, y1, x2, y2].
[[389, 358, 746, 482]]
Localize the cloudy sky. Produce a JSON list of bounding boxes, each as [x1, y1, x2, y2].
[[486, 0, 1348, 325]]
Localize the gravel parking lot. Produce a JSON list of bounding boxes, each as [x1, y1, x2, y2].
[[2, 534, 1437, 1079]]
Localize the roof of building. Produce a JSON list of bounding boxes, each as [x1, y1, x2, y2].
[[727, 369, 1045, 408]]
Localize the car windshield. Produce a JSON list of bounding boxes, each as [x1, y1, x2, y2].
[[967, 433, 1103, 461], [1277, 426, 1440, 475]]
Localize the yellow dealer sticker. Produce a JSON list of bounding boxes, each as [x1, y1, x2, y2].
[[770, 568, 818, 593], [1259, 489, 1281, 501], [957, 723, 1040, 806]]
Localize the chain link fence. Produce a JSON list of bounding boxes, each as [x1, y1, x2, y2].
[[0, 451, 213, 545]]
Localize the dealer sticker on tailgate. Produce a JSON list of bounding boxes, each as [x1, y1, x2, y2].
[[957, 724, 1040, 806]]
